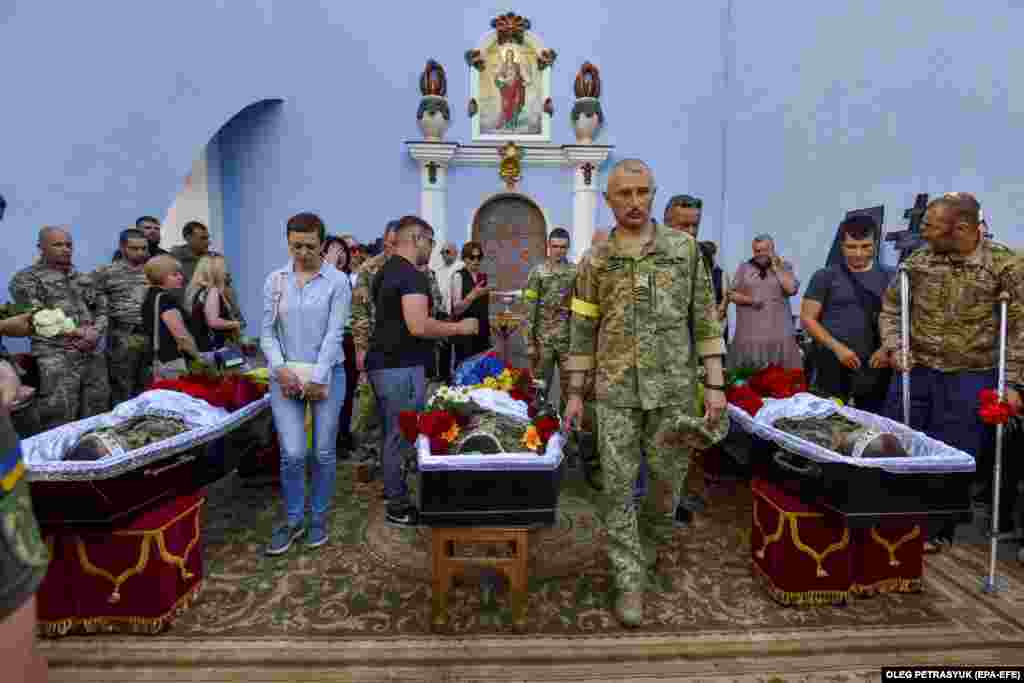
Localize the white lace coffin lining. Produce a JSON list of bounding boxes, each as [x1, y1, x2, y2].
[[22, 390, 271, 481]]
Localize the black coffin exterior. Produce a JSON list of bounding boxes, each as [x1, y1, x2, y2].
[[417, 464, 563, 527], [757, 446, 972, 529], [30, 438, 238, 528]]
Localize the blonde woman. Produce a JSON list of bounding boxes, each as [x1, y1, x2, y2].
[[141, 255, 201, 379], [186, 255, 242, 352]]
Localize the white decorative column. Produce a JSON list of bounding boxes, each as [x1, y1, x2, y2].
[[563, 145, 612, 262], [407, 142, 458, 268]]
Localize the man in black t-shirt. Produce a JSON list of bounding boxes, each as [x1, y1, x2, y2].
[[366, 216, 477, 526], [800, 215, 894, 413]]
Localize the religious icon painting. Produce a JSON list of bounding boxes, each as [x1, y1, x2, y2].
[[468, 13, 555, 143]]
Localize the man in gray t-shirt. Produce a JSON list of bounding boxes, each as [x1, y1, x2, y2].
[[800, 216, 894, 413]]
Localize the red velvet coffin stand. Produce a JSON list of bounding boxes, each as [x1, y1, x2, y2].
[[35, 491, 205, 637], [751, 478, 923, 606]]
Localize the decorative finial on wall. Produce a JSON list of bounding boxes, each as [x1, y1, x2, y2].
[[571, 62, 604, 144], [416, 60, 451, 141]]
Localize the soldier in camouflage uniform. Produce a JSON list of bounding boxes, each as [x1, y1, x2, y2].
[[350, 222, 398, 449], [9, 227, 111, 432], [877, 193, 1024, 548], [93, 228, 150, 404], [523, 227, 575, 413], [563, 159, 727, 627]]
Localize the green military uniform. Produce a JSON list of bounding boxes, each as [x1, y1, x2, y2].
[[92, 260, 149, 405], [568, 225, 725, 593], [523, 259, 576, 411], [9, 264, 111, 432], [350, 251, 390, 435], [878, 239, 1024, 383]]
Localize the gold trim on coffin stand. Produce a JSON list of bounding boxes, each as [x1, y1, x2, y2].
[[849, 525, 924, 597], [40, 496, 204, 634], [752, 489, 849, 579], [869, 524, 921, 567]]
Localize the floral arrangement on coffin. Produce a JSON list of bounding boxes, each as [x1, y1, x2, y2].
[[724, 364, 808, 417], [978, 389, 1019, 425], [400, 351, 558, 455]]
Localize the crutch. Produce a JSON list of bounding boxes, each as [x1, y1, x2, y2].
[[899, 265, 912, 426], [982, 290, 1011, 593]]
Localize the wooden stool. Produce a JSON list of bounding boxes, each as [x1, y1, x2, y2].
[[431, 527, 529, 630]]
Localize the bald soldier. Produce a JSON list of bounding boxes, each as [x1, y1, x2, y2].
[[875, 192, 1024, 549], [563, 159, 727, 627], [10, 226, 111, 431]]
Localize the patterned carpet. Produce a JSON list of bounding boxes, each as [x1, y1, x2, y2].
[[39, 461, 1024, 680]]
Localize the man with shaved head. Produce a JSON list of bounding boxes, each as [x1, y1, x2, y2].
[[10, 226, 110, 430], [563, 158, 727, 626], [876, 192, 1024, 551]]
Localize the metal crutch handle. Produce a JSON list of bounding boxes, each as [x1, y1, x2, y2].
[[899, 266, 912, 426]]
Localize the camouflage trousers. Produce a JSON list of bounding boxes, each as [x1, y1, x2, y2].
[[596, 402, 691, 593], [35, 350, 111, 432], [107, 329, 147, 406], [535, 348, 570, 416]]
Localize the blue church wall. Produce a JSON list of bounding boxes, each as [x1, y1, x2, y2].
[[1, 1, 1020, 339]]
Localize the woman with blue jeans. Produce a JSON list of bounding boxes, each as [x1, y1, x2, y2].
[[260, 213, 350, 555]]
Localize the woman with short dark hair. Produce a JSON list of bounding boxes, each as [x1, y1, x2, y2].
[[451, 241, 491, 369], [260, 213, 351, 555]]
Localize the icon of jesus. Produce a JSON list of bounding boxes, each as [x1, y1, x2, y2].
[[494, 49, 528, 130]]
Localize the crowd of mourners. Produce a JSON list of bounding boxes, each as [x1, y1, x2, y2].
[[2, 160, 1022, 675]]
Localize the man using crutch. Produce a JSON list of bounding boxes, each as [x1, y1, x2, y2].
[[873, 193, 1023, 553]]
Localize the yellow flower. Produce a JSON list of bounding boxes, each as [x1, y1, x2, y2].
[[441, 423, 461, 443], [483, 376, 499, 389], [832, 397, 844, 407], [521, 425, 542, 451]]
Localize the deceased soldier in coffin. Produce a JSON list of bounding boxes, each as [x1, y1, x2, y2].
[[773, 414, 909, 459], [64, 416, 191, 461]]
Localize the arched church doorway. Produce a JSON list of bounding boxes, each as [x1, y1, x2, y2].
[[469, 193, 547, 370], [470, 193, 548, 294]]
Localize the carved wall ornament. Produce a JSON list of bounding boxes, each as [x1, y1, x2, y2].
[[419, 59, 447, 97], [468, 98, 478, 118], [580, 162, 595, 187], [571, 62, 604, 144], [574, 62, 602, 98], [543, 98, 553, 116], [425, 161, 440, 185], [498, 142, 523, 190], [416, 59, 450, 141], [464, 49, 485, 71], [536, 48, 558, 70], [491, 12, 531, 45]]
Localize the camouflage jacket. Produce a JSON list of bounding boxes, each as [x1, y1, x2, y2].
[[351, 252, 389, 357], [9, 263, 107, 354], [91, 261, 148, 329], [523, 260, 576, 357], [567, 225, 725, 409], [878, 239, 1024, 384]]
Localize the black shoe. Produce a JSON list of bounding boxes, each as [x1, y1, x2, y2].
[[679, 493, 706, 513], [386, 501, 418, 526], [674, 505, 693, 528]]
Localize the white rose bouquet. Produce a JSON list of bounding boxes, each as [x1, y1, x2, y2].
[[32, 308, 77, 338], [427, 385, 475, 417]]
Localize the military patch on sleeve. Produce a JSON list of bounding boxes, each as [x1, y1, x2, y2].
[[0, 479, 50, 569]]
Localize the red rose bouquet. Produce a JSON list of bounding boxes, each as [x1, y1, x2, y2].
[[398, 408, 461, 455], [725, 383, 764, 417], [978, 389, 1017, 426]]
